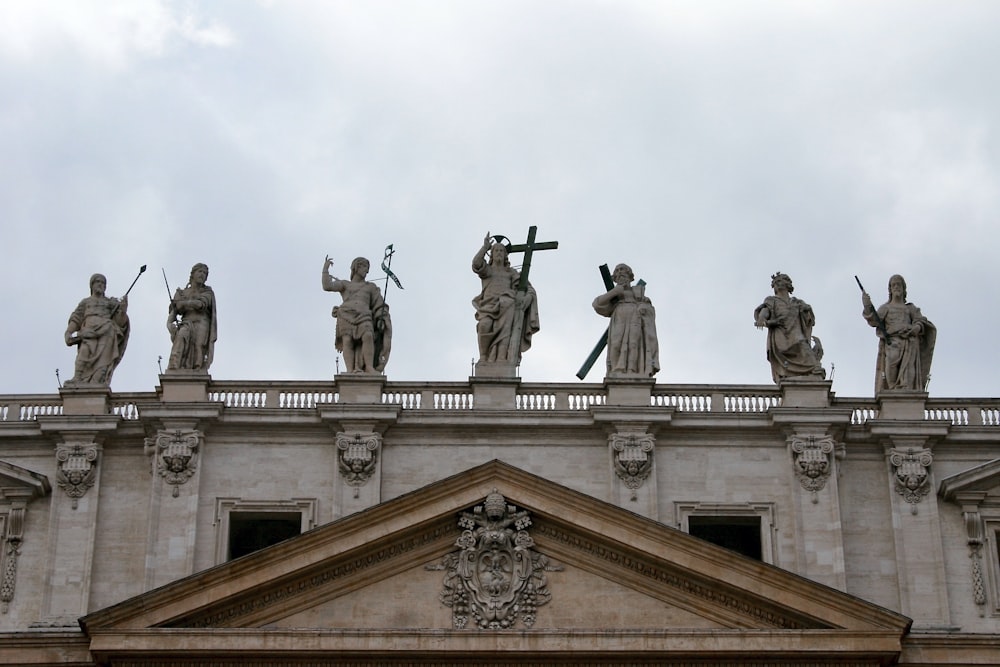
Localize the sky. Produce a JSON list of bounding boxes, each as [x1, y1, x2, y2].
[[1, 1, 998, 399]]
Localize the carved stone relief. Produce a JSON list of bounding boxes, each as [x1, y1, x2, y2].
[[0, 507, 23, 613], [889, 447, 933, 513], [336, 432, 380, 496], [790, 434, 837, 501], [610, 432, 654, 499], [55, 443, 99, 509], [433, 490, 559, 629], [145, 429, 201, 497], [961, 509, 988, 607]]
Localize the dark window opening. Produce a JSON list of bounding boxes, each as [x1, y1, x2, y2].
[[688, 515, 762, 560], [228, 511, 302, 560]]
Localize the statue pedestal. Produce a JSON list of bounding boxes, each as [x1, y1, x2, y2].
[[335, 374, 386, 404], [604, 377, 655, 407], [159, 372, 210, 403], [471, 375, 519, 410], [474, 360, 518, 379], [59, 385, 111, 415], [778, 378, 833, 409], [877, 391, 928, 420]]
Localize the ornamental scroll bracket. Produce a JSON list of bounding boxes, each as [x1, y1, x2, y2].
[[336, 432, 380, 497], [430, 489, 561, 630], [889, 447, 933, 514], [610, 432, 655, 500], [144, 429, 201, 497], [789, 434, 839, 503], [55, 443, 99, 509]]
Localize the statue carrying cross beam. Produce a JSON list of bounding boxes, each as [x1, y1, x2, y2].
[[578, 263, 659, 380], [472, 226, 558, 375]]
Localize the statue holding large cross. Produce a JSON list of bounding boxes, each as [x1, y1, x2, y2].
[[471, 227, 558, 376], [578, 263, 659, 380]]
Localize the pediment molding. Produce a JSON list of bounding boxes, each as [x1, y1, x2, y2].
[[82, 460, 909, 665]]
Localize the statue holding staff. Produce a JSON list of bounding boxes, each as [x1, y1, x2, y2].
[[322, 255, 391, 373], [859, 274, 935, 393], [64, 268, 143, 386]]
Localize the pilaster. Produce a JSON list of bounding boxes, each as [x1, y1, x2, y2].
[[139, 404, 222, 592], [869, 399, 953, 628], [770, 383, 850, 591], [36, 416, 119, 625]]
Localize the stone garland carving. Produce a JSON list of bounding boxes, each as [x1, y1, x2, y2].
[[55, 444, 99, 509], [611, 433, 654, 500], [435, 490, 559, 629], [962, 509, 987, 607], [145, 429, 201, 497], [0, 507, 24, 613], [790, 435, 837, 501], [336, 432, 380, 497], [889, 447, 933, 513]]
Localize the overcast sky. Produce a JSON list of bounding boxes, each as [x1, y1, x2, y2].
[[2, 1, 998, 399]]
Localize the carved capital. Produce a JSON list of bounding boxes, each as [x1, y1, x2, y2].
[[610, 432, 655, 498], [434, 490, 559, 629], [145, 429, 202, 498], [336, 432, 380, 490], [889, 447, 933, 510], [790, 434, 836, 499], [55, 443, 99, 509]]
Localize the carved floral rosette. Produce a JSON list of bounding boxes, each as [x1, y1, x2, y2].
[[611, 433, 654, 494], [437, 490, 557, 629], [889, 447, 933, 507], [336, 432, 380, 487], [146, 429, 201, 497], [790, 435, 835, 495], [55, 443, 99, 509]]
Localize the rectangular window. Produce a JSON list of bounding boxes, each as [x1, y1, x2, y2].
[[214, 498, 317, 564], [688, 515, 762, 560], [228, 511, 303, 560], [675, 502, 777, 565]]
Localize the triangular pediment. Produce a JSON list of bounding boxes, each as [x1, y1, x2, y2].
[[0, 459, 50, 501], [939, 458, 1000, 500], [82, 460, 910, 665]]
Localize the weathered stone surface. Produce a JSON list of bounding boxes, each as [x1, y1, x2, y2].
[[861, 274, 936, 394], [592, 263, 659, 378], [322, 255, 391, 374], [166, 263, 217, 373], [754, 272, 824, 383], [63, 273, 130, 386]]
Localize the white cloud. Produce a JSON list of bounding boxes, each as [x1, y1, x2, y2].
[[0, 0, 233, 68]]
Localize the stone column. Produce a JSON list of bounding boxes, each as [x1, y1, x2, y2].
[[143, 427, 204, 591], [38, 438, 104, 625], [772, 381, 850, 591], [785, 428, 847, 591], [882, 435, 951, 627], [870, 391, 953, 629]]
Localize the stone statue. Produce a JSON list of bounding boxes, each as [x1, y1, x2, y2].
[[322, 255, 391, 373], [166, 263, 217, 373], [472, 232, 539, 365], [753, 272, 825, 383], [861, 274, 935, 393], [592, 263, 659, 378], [64, 273, 130, 385]]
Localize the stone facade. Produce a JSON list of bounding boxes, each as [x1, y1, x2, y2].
[[0, 375, 998, 665]]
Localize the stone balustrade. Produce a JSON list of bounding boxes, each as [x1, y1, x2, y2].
[[2, 383, 1000, 424]]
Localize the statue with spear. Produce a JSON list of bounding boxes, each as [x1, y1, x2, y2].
[[64, 266, 145, 386]]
